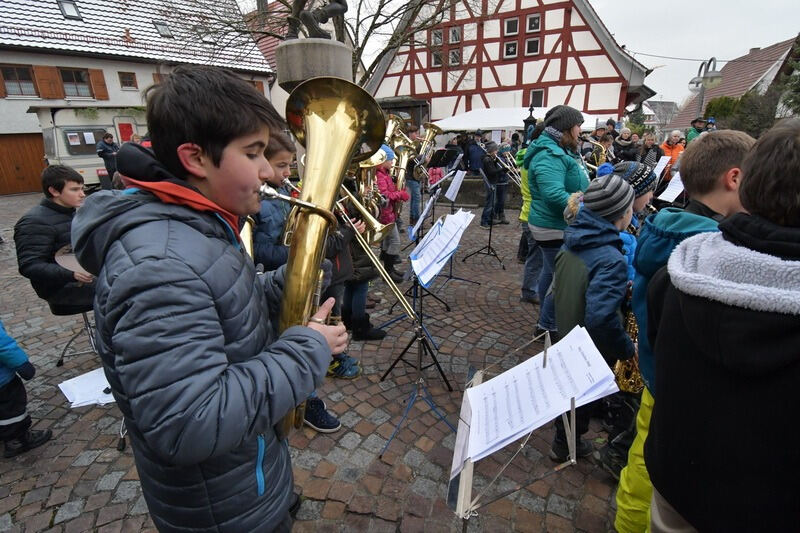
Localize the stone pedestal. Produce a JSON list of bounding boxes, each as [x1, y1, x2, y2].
[[275, 38, 353, 92]]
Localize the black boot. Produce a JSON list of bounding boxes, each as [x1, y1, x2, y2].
[[352, 314, 386, 341], [4, 429, 52, 458]]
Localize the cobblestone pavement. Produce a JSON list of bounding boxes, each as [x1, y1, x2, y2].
[[0, 193, 617, 532]]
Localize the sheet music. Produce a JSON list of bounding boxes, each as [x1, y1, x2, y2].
[[444, 170, 467, 202], [410, 209, 474, 287], [59, 367, 116, 408], [455, 327, 617, 468], [408, 189, 441, 240], [652, 155, 672, 178], [657, 172, 684, 202]]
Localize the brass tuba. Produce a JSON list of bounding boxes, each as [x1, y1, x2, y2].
[[412, 122, 442, 180], [275, 77, 385, 438]]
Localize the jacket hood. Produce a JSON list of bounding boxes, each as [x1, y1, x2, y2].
[[633, 208, 718, 279], [72, 146, 238, 276], [667, 226, 800, 375], [563, 206, 622, 252]]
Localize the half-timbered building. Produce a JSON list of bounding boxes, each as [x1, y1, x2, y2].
[[367, 0, 654, 122]]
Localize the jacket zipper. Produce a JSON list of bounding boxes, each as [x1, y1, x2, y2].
[[256, 434, 265, 496]]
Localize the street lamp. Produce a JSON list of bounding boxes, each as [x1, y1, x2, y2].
[[688, 57, 722, 117], [523, 102, 536, 142]]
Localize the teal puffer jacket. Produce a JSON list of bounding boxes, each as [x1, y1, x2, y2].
[[524, 132, 590, 231]]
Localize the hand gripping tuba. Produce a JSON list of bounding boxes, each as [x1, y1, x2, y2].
[[276, 77, 385, 438]]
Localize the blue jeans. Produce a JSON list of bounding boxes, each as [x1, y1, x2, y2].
[[521, 223, 543, 299], [536, 241, 562, 331], [406, 179, 421, 223], [343, 280, 369, 323], [480, 182, 496, 226]]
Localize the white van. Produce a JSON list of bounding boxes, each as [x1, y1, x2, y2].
[[31, 105, 147, 189]]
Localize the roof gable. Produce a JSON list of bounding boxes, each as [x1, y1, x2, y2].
[[667, 35, 798, 130], [0, 0, 272, 74]]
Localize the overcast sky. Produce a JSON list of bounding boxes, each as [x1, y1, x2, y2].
[[588, 0, 800, 105]]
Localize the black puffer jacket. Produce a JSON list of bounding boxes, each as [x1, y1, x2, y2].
[[71, 148, 330, 532], [14, 199, 81, 302]]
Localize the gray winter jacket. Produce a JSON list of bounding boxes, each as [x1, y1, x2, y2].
[[72, 188, 330, 532]]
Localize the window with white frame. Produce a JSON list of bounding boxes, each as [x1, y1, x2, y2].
[[530, 89, 544, 107], [504, 18, 519, 36], [431, 29, 443, 46], [449, 49, 461, 66], [57, 0, 82, 20], [431, 50, 443, 67], [449, 26, 462, 44], [526, 13, 541, 32], [503, 41, 518, 59], [525, 37, 540, 56]]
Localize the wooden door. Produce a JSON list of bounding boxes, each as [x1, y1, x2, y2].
[[0, 134, 46, 195]]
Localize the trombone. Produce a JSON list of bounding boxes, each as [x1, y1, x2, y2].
[[477, 142, 522, 189]]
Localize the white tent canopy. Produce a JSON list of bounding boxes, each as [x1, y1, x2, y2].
[[431, 107, 610, 133]]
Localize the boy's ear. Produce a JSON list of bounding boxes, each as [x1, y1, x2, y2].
[[48, 186, 61, 198], [722, 167, 741, 191], [176, 143, 210, 178]]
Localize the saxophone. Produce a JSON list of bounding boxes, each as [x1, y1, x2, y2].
[[273, 76, 385, 439]]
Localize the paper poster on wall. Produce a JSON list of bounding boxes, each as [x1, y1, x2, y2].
[[67, 133, 81, 146], [490, 130, 501, 144], [83, 132, 96, 144]]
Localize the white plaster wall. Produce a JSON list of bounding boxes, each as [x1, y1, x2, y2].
[[566, 57, 582, 80], [580, 55, 616, 78], [484, 42, 500, 62], [427, 72, 442, 93], [482, 67, 498, 89], [472, 94, 486, 109], [520, 0, 538, 8], [0, 49, 271, 134], [461, 68, 477, 90], [547, 85, 571, 106], [417, 52, 427, 69], [485, 89, 523, 107], [487, 0, 501, 15], [498, 0, 516, 13], [455, 0, 471, 20], [484, 20, 501, 39], [464, 23, 478, 41], [572, 31, 600, 51], [567, 84, 586, 109], [398, 76, 411, 96], [387, 54, 407, 75], [415, 74, 429, 93], [588, 82, 621, 110], [522, 59, 545, 84], [374, 77, 399, 99], [545, 8, 564, 30], [448, 70, 463, 91], [543, 33, 560, 54], [494, 63, 517, 86], [541, 59, 561, 82], [570, 8, 586, 26], [463, 45, 476, 64]]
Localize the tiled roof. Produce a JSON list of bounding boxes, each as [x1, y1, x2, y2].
[[245, 6, 289, 71], [0, 0, 273, 74], [666, 35, 798, 131]]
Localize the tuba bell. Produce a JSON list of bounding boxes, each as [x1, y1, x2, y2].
[[412, 122, 443, 180], [276, 77, 385, 438]]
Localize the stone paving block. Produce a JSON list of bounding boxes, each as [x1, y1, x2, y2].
[[0, 514, 12, 532], [130, 495, 149, 516], [53, 499, 84, 524], [111, 481, 140, 503], [296, 499, 323, 521], [546, 493, 578, 520], [96, 471, 126, 491]]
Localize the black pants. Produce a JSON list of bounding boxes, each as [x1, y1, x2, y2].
[[0, 376, 31, 442], [553, 402, 592, 443]]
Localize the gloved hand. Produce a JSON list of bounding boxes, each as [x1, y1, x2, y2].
[[320, 258, 333, 293], [16, 361, 35, 381]]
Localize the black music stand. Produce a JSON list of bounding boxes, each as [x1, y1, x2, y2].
[[462, 171, 506, 270]]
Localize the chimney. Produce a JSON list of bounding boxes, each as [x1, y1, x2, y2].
[[749, 47, 761, 54]]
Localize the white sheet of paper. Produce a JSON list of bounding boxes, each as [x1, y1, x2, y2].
[[491, 130, 501, 144], [410, 209, 474, 287], [461, 326, 618, 465], [445, 170, 467, 202], [657, 172, 684, 202], [59, 367, 115, 408], [83, 131, 96, 144], [652, 155, 672, 178], [408, 189, 441, 240]]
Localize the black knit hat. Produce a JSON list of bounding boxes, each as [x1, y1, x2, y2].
[[612, 161, 657, 197], [582, 174, 635, 223], [543, 105, 584, 132]]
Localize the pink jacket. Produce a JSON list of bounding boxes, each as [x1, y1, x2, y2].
[[376, 167, 409, 224]]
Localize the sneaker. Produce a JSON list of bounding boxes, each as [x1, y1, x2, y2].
[[328, 354, 362, 379], [534, 326, 557, 339], [479, 224, 490, 230], [3, 429, 52, 458], [388, 268, 405, 283], [549, 436, 593, 463], [303, 398, 341, 433], [520, 294, 540, 305], [598, 444, 627, 481]]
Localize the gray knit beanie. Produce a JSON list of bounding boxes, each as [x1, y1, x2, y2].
[[582, 174, 635, 223], [543, 105, 584, 132]]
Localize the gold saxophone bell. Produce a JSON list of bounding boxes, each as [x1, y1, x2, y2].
[[614, 308, 645, 393], [276, 77, 385, 439]]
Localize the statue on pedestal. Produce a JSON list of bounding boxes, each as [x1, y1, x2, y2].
[[286, 0, 347, 40]]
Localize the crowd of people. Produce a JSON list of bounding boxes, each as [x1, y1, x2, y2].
[[1, 64, 798, 532]]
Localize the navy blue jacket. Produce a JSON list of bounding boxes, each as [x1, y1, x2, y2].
[[252, 189, 291, 272], [554, 206, 635, 363]]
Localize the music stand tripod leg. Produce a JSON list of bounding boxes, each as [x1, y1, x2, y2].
[[380, 332, 417, 382], [420, 334, 452, 391], [379, 385, 419, 458]]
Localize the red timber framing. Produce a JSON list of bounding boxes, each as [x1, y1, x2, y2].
[[372, 0, 648, 120]]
